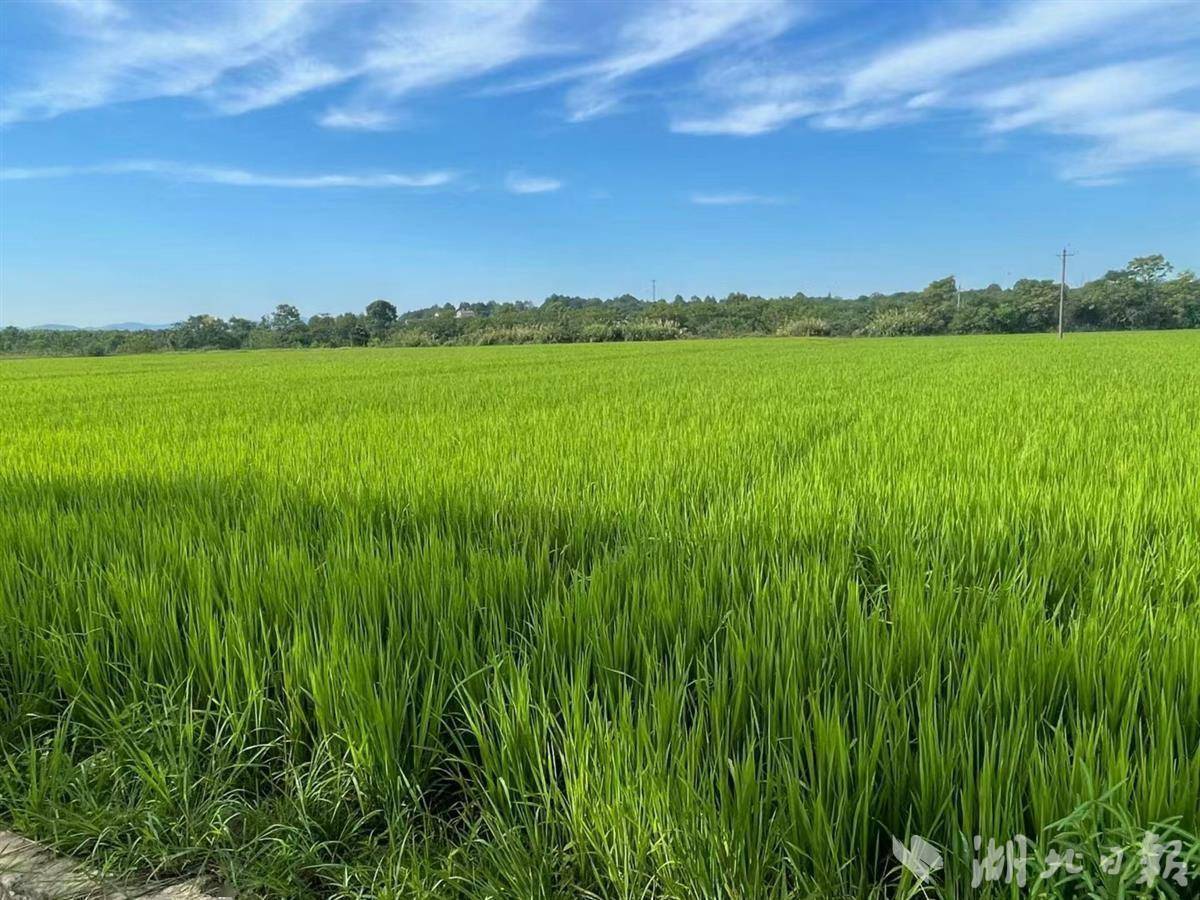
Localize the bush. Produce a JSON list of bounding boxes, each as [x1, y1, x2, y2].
[[246, 329, 283, 349], [470, 325, 565, 345], [115, 332, 161, 354], [386, 329, 440, 348], [776, 317, 831, 337], [619, 319, 683, 341], [581, 323, 618, 342], [859, 307, 940, 337]]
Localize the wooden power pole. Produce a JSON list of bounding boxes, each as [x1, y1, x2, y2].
[[1057, 247, 1075, 339]]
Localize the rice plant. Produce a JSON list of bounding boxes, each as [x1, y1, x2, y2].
[[1, 331, 1197, 897]]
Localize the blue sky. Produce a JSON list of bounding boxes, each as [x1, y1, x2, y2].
[[1, 0, 1198, 327]]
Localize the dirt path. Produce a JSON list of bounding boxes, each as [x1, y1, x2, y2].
[[0, 833, 225, 900]]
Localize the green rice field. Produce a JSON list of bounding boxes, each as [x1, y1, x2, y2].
[[2, 332, 1198, 897]]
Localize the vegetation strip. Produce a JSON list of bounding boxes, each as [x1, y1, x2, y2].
[[3, 254, 1193, 357]]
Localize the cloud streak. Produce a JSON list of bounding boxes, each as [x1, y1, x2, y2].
[[319, 0, 547, 130], [690, 191, 781, 205], [0, 1, 326, 125], [975, 60, 1200, 181], [559, 0, 796, 121], [0, 0, 549, 129], [505, 172, 563, 194], [842, 0, 1170, 103], [0, 160, 458, 188], [669, 0, 1200, 181]]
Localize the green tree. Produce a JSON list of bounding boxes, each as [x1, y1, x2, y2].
[[365, 300, 398, 339], [1125, 255, 1175, 327], [922, 276, 958, 306], [335, 313, 370, 346], [1008, 279, 1059, 332], [307, 314, 338, 346], [1126, 254, 1172, 288], [270, 304, 302, 330], [269, 304, 308, 346], [228, 317, 256, 346], [172, 315, 236, 350]]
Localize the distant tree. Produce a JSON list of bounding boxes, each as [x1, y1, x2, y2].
[[116, 332, 158, 354], [335, 312, 369, 346], [914, 276, 957, 330], [228, 317, 256, 346], [270, 304, 303, 331], [247, 328, 282, 349], [1163, 270, 1200, 328], [0, 326, 19, 353], [1124, 255, 1176, 326], [949, 302, 1000, 335], [172, 314, 236, 350], [307, 314, 338, 346], [1126, 254, 1172, 288], [1007, 279, 1059, 332], [365, 300, 398, 338], [265, 304, 308, 346], [922, 276, 958, 306]]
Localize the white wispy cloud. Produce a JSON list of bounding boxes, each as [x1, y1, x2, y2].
[[0, 160, 457, 188], [505, 171, 563, 194], [841, 0, 1170, 104], [317, 108, 400, 131], [0, 1, 325, 125], [207, 57, 350, 116], [672, 60, 824, 135], [3, 0, 1198, 184], [493, 0, 798, 122], [674, 1, 1179, 138], [563, 0, 795, 121], [977, 58, 1200, 133], [669, 0, 1200, 181], [1061, 109, 1200, 183], [690, 191, 781, 205], [0, 0, 548, 129], [51, 0, 128, 27], [973, 58, 1200, 181], [319, 0, 547, 130]]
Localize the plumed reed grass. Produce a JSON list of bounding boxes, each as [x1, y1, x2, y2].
[[1, 332, 1197, 897]]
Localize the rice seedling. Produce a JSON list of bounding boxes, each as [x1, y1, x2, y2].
[[1, 331, 1197, 897]]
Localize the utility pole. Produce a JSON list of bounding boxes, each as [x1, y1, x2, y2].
[[1057, 247, 1075, 339], [651, 279, 656, 302]]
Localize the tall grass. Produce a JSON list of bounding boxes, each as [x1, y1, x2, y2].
[[1, 332, 1197, 897]]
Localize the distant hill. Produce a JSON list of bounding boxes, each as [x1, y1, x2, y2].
[[25, 322, 172, 332], [100, 322, 172, 331]]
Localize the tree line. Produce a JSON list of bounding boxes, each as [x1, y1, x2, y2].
[[2, 254, 1195, 357]]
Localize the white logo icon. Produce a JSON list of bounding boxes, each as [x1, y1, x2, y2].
[[892, 834, 944, 884]]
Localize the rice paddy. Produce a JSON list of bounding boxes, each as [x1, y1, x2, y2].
[[1, 332, 1198, 898]]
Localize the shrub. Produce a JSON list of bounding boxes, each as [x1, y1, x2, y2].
[[619, 319, 683, 341], [581, 323, 618, 342], [776, 317, 831, 337], [859, 306, 940, 337], [386, 329, 440, 348]]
